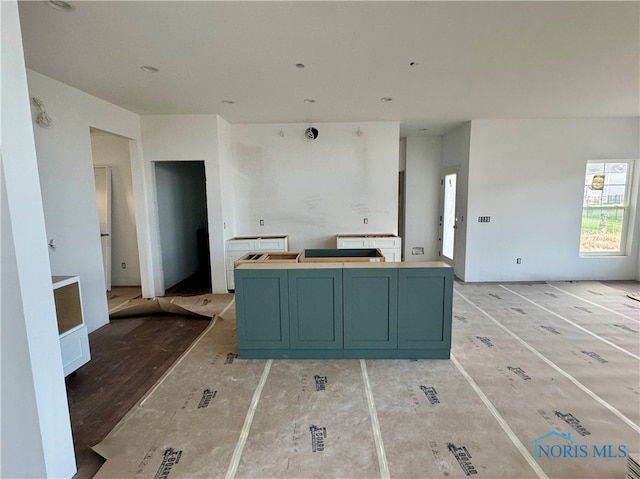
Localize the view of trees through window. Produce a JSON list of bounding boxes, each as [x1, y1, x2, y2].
[[580, 161, 631, 253]]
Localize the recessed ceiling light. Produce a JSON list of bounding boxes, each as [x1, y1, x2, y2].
[[140, 65, 159, 73], [295, 63, 305, 69], [381, 97, 393, 102], [221, 100, 235, 105], [46, 0, 74, 12], [303, 99, 316, 103]]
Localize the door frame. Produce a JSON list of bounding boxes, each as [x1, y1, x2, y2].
[[439, 167, 459, 267], [94, 165, 112, 290]]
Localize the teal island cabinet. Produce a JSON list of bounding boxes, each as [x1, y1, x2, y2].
[[234, 261, 453, 359]]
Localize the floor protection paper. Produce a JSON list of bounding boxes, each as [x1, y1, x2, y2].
[[109, 293, 235, 319], [93, 306, 268, 478], [455, 283, 640, 421], [93, 283, 639, 479], [453, 285, 639, 479], [549, 281, 640, 319], [234, 360, 379, 479], [365, 358, 539, 478]]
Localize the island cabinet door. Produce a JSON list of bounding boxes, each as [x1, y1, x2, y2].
[[288, 269, 343, 349], [235, 269, 289, 349], [343, 269, 398, 349], [397, 268, 453, 350]]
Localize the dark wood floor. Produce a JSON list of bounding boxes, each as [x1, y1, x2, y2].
[[165, 268, 212, 296], [66, 315, 210, 479]]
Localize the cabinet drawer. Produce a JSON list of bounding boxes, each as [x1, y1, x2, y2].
[[226, 240, 255, 251], [255, 239, 286, 250], [337, 239, 369, 248], [371, 238, 401, 248]]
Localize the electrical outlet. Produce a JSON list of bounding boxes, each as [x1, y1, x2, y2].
[[516, 258, 522, 264], [259, 219, 264, 226], [122, 262, 127, 269], [363, 218, 368, 224]]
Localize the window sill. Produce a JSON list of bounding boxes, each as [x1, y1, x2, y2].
[[579, 253, 627, 259]]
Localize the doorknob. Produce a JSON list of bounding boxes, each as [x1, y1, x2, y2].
[[100, 233, 109, 237]]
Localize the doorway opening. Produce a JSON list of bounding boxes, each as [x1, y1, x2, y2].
[[90, 128, 141, 291], [398, 171, 405, 259], [441, 171, 457, 264], [154, 161, 211, 295]]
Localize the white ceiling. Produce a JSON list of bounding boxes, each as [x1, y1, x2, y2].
[[18, 1, 640, 136]]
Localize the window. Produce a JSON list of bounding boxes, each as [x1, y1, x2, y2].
[[580, 160, 633, 255]]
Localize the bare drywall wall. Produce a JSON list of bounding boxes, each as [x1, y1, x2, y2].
[[228, 121, 400, 251], [26, 70, 146, 331], [155, 161, 208, 289], [1, 163, 48, 479], [404, 136, 442, 261], [466, 118, 639, 282], [90, 130, 141, 286], [2, 2, 75, 476], [140, 115, 226, 293], [140, 118, 400, 291], [217, 116, 235, 244]]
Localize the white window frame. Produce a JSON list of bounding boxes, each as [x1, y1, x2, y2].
[[579, 159, 634, 257]]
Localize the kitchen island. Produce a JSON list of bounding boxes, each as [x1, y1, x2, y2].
[[234, 254, 452, 359]]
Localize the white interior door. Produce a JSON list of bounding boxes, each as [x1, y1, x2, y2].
[[441, 171, 457, 263], [94, 166, 112, 290]]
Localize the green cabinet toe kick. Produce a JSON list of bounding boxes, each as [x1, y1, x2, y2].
[[234, 261, 453, 360], [238, 349, 451, 360]]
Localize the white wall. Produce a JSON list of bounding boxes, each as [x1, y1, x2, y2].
[[442, 122, 471, 279], [465, 118, 640, 282], [26, 70, 146, 331], [155, 161, 208, 289], [140, 119, 399, 291], [1, 165, 50, 479], [209, 117, 229, 290], [140, 115, 226, 293], [1, 2, 75, 476], [90, 130, 141, 286], [228, 121, 400, 251], [404, 136, 442, 261], [217, 116, 235, 245]]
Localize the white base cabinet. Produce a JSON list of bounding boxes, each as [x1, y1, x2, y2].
[[53, 276, 91, 376], [225, 235, 289, 290], [336, 234, 402, 262]]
